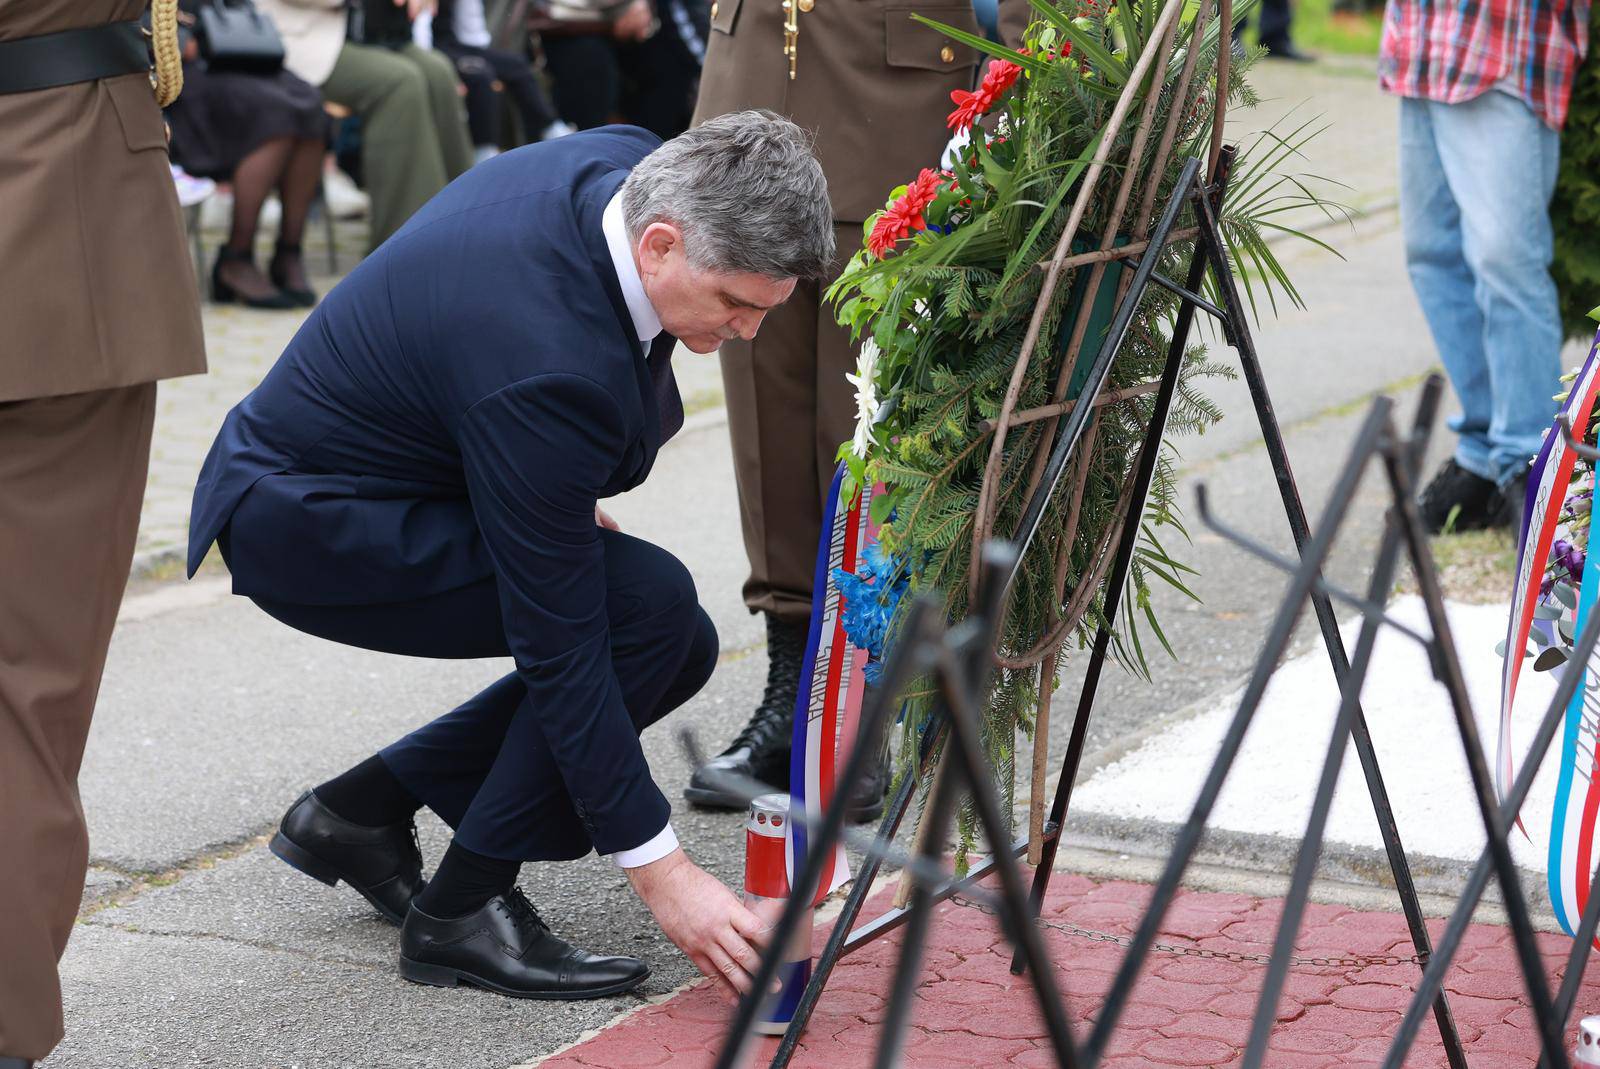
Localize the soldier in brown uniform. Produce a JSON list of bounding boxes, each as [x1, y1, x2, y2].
[[685, 0, 1021, 810], [0, 3, 206, 1063]]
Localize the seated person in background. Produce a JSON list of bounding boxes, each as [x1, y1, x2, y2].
[[428, 0, 574, 163], [258, 0, 475, 251], [537, 0, 708, 140], [167, 2, 329, 308]]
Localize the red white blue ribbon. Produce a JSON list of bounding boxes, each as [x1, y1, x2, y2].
[[1500, 331, 1600, 938], [786, 466, 878, 905]]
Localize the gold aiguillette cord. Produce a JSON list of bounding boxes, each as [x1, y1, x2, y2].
[[782, 0, 798, 79]]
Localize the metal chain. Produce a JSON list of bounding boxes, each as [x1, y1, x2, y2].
[[948, 896, 1428, 969]]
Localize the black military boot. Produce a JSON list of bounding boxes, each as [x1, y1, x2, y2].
[[685, 613, 805, 806], [685, 613, 891, 822]]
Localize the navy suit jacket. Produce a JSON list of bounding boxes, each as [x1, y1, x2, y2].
[[188, 127, 682, 855]]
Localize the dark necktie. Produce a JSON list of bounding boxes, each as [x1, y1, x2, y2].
[[646, 334, 684, 444]]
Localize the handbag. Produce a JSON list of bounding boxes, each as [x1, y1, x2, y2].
[[195, 0, 286, 74]]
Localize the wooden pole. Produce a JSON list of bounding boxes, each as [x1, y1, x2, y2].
[[978, 380, 1161, 434], [967, 0, 1188, 602]]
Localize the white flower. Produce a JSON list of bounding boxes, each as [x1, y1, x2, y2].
[[847, 339, 881, 459]]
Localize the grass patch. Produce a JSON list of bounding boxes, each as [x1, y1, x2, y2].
[[1394, 527, 1518, 604], [682, 386, 725, 418], [1247, 0, 1383, 56]]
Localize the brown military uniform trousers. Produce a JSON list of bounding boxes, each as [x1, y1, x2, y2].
[[718, 223, 861, 623], [1, 0, 206, 1054], [0, 384, 157, 1059], [695, 0, 1025, 624]]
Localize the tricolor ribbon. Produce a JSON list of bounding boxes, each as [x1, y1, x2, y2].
[[786, 466, 881, 905], [1499, 329, 1600, 939]]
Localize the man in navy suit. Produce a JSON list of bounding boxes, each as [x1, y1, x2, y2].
[[187, 111, 834, 1000]]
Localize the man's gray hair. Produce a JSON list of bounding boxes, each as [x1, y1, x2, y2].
[[621, 110, 834, 281]]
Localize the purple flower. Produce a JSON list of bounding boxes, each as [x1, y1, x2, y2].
[[1552, 538, 1587, 583]]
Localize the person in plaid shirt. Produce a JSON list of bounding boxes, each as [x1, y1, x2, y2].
[[1380, 0, 1590, 531]]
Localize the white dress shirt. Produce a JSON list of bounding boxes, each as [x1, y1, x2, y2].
[[599, 191, 678, 870], [601, 192, 664, 344]]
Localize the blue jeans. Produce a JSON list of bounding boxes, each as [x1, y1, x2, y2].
[[1399, 91, 1562, 486]]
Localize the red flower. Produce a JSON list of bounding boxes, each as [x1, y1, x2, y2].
[[987, 56, 1023, 94], [867, 168, 943, 259], [946, 57, 1024, 132]]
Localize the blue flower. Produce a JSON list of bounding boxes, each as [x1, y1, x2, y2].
[[832, 541, 909, 684]]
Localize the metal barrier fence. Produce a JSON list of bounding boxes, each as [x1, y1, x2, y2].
[[691, 376, 1600, 1066], [679, 140, 1600, 1066]]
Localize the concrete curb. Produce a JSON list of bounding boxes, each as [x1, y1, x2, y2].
[[1059, 809, 1547, 917], [129, 543, 186, 582]]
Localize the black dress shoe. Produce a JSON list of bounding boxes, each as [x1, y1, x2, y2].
[[269, 790, 425, 925], [400, 889, 648, 999]]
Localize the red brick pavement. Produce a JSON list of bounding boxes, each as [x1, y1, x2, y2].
[[539, 874, 1598, 1069]]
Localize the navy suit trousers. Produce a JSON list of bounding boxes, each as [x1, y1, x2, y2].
[[236, 528, 717, 861]]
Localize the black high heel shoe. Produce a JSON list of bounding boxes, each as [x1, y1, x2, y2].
[[212, 246, 297, 310], [269, 242, 317, 307]]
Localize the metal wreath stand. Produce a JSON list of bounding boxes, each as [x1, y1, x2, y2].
[[685, 1, 1600, 1065]]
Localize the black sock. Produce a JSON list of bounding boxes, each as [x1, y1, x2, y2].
[[313, 755, 421, 828], [415, 841, 522, 919]]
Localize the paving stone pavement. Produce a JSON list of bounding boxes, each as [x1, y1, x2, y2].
[[535, 875, 1585, 1069]]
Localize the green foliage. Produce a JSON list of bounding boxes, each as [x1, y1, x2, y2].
[[828, 0, 1334, 864], [1552, 0, 1600, 340], [1274, 0, 1383, 54]]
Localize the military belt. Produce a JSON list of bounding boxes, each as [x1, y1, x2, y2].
[[0, 21, 151, 96]]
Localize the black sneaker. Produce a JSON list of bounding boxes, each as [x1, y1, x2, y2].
[[1494, 471, 1531, 533], [1418, 459, 1501, 534]]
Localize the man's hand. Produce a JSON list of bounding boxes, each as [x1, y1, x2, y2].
[[627, 848, 770, 1001], [595, 505, 620, 531], [394, 0, 437, 18]]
